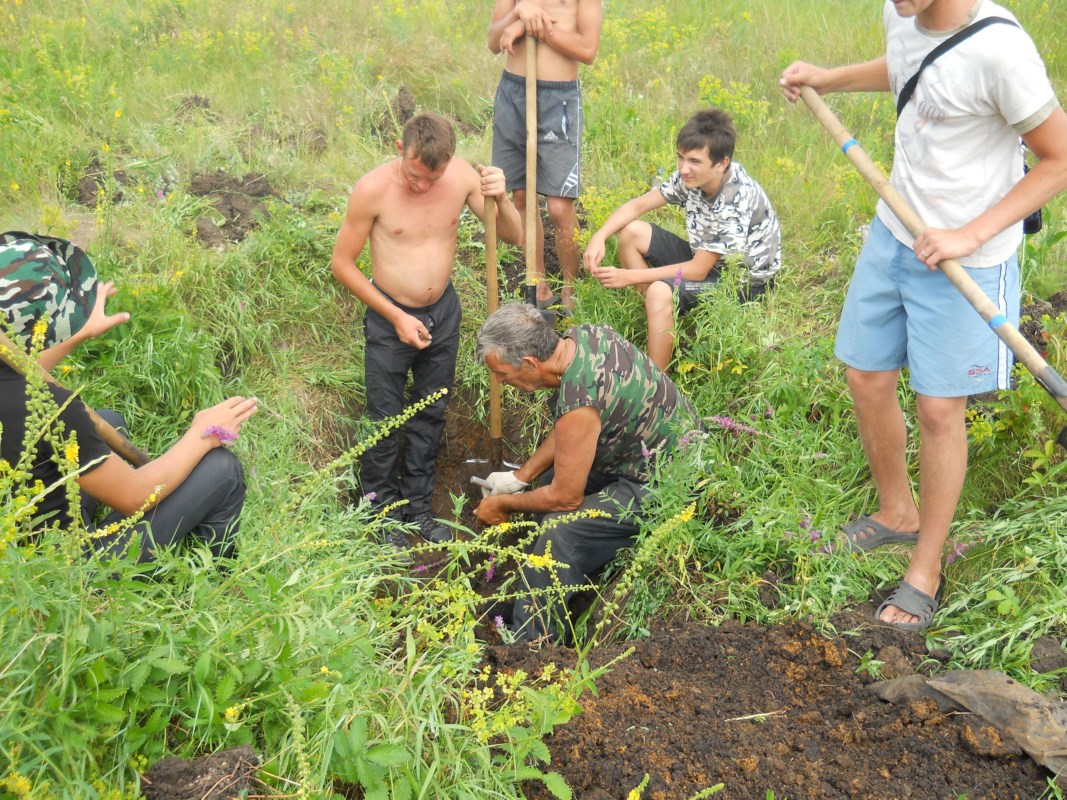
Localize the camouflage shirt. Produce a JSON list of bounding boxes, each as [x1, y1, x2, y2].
[[659, 162, 782, 285], [554, 325, 701, 482]]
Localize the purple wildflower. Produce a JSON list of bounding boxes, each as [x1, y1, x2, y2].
[[783, 531, 793, 540], [203, 425, 238, 444], [673, 267, 683, 288], [485, 556, 496, 582], [364, 491, 377, 502], [800, 516, 811, 530], [494, 615, 505, 630], [808, 528, 823, 542], [156, 189, 165, 199], [945, 540, 974, 565], [707, 415, 760, 437], [412, 557, 448, 574], [641, 445, 653, 458]]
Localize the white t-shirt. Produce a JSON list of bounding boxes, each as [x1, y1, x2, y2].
[[879, 0, 1058, 267]]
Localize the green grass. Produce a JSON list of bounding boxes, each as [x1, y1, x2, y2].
[[2, 0, 1067, 797]]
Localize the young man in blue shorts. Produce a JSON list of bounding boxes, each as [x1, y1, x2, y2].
[[488, 0, 603, 310], [780, 0, 1067, 630], [583, 108, 781, 369]]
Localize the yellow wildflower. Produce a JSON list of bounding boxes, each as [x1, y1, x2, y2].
[[526, 542, 556, 569], [1, 772, 32, 797], [64, 442, 79, 463]]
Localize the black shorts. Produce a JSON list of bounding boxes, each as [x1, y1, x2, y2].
[[646, 224, 771, 311]]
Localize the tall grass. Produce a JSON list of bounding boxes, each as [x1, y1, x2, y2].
[[1, 0, 1066, 797]]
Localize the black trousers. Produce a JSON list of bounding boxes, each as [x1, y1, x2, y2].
[[84, 410, 246, 563], [512, 470, 650, 643], [360, 283, 460, 516]]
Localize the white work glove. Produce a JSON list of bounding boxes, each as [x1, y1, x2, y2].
[[480, 470, 529, 498]]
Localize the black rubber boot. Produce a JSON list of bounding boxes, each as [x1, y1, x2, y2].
[[410, 511, 451, 544]]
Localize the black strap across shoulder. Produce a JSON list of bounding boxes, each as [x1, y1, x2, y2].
[[895, 16, 1019, 118]]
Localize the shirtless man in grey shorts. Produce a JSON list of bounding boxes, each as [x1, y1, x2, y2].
[[488, 0, 603, 309]]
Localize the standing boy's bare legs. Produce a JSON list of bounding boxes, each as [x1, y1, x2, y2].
[[513, 191, 582, 307], [548, 196, 580, 308], [884, 393, 966, 625], [512, 189, 554, 304], [847, 368, 921, 535], [848, 368, 963, 625]]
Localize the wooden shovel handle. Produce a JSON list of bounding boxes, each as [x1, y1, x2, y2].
[[485, 196, 503, 463], [0, 330, 151, 466], [524, 39, 538, 306], [800, 85, 1067, 413]]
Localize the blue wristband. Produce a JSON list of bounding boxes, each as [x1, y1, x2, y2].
[[841, 138, 859, 154], [988, 314, 1008, 329]]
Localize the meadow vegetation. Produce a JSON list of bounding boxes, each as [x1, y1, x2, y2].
[[1, 0, 1066, 797]]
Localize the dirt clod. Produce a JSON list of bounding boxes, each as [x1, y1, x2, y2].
[[75, 157, 130, 206], [876, 644, 914, 680], [176, 95, 219, 121], [375, 85, 417, 142], [189, 171, 275, 244], [141, 745, 258, 800]]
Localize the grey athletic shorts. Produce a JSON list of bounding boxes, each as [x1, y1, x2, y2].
[[492, 71, 582, 199]]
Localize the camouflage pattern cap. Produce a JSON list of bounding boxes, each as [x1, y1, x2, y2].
[[0, 231, 98, 349]]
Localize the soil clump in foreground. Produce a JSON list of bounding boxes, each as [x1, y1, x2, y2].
[[493, 614, 1056, 800]]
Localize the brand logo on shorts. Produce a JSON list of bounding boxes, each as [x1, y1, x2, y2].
[[543, 131, 558, 142], [968, 365, 992, 379]]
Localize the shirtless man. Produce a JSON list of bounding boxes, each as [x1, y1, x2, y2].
[[331, 113, 522, 547], [488, 0, 603, 309]]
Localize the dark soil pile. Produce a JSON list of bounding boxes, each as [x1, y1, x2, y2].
[[1020, 291, 1067, 353], [141, 745, 257, 800], [189, 171, 276, 245], [75, 156, 131, 206], [490, 614, 1056, 800]]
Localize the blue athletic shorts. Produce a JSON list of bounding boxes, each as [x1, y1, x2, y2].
[[835, 217, 1019, 397]]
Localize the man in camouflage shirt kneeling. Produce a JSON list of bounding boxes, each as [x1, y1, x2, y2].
[[475, 302, 702, 643]]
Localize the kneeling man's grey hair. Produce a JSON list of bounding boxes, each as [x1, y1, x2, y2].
[[476, 302, 560, 367]]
